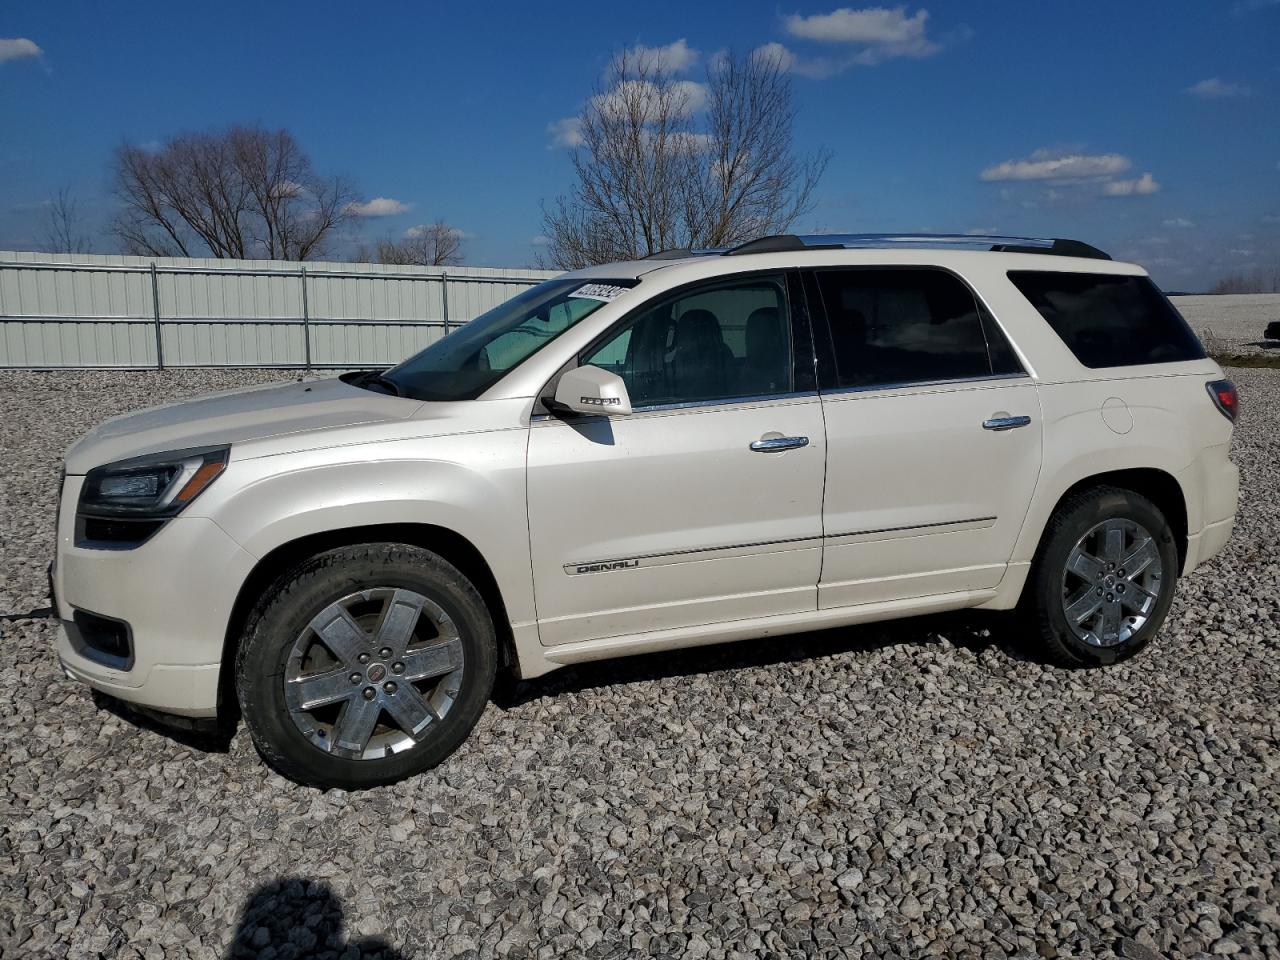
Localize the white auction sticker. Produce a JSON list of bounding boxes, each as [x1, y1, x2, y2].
[[571, 283, 629, 302]]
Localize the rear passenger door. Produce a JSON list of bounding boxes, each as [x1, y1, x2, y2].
[[807, 267, 1043, 608]]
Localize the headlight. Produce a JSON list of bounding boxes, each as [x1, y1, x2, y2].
[[79, 446, 229, 519]]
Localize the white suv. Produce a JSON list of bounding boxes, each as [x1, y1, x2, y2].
[[51, 234, 1240, 787]]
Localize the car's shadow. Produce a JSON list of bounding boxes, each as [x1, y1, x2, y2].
[[91, 689, 238, 753], [492, 608, 1032, 710], [87, 609, 1033, 752]]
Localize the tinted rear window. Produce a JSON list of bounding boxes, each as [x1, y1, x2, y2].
[[814, 268, 1022, 389], [1008, 271, 1205, 368]]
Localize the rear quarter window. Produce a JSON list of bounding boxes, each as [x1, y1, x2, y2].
[[1007, 271, 1205, 368]]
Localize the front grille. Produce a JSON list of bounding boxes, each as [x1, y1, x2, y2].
[[71, 609, 134, 670]]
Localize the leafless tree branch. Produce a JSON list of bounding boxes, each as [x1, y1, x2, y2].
[[539, 49, 828, 268], [41, 187, 93, 254], [110, 125, 359, 260], [371, 221, 465, 266]]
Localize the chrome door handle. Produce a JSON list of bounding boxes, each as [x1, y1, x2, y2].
[[750, 436, 809, 452], [983, 415, 1032, 431]]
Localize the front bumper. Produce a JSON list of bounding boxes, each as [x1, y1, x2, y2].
[[52, 475, 257, 718], [57, 629, 223, 717]]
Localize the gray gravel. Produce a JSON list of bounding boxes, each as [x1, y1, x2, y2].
[[1172, 294, 1280, 357], [2, 367, 1278, 960]]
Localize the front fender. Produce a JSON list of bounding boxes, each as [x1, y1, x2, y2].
[[190, 430, 535, 623]]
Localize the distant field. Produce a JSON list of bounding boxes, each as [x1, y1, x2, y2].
[[1172, 293, 1280, 357]]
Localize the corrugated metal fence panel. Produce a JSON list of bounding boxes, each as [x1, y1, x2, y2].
[[310, 323, 444, 367], [1, 320, 156, 367], [0, 251, 556, 368]]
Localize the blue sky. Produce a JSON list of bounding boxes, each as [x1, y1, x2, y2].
[[1, 1, 1277, 289]]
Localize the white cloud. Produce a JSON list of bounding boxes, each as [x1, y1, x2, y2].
[[592, 78, 708, 120], [616, 39, 699, 75], [1162, 217, 1194, 227], [1186, 77, 1252, 99], [980, 150, 1132, 182], [405, 223, 468, 240], [784, 6, 940, 63], [530, 234, 552, 247], [1233, 0, 1280, 14], [346, 197, 411, 217], [547, 116, 584, 148], [0, 37, 42, 64], [751, 42, 796, 72], [1103, 172, 1161, 196]]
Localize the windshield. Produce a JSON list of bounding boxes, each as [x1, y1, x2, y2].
[[383, 277, 637, 401]]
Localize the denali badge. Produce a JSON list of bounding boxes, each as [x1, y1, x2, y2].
[[573, 559, 640, 574]]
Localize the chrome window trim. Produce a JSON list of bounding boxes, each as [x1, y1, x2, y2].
[[630, 389, 820, 414], [531, 389, 820, 421], [819, 372, 1031, 398]]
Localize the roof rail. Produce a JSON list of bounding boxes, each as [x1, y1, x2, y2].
[[642, 247, 728, 260], [724, 233, 1111, 260]]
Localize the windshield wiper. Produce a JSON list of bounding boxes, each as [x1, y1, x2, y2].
[[346, 369, 404, 397]]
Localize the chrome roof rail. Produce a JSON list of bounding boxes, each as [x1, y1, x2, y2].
[[725, 234, 1111, 260], [642, 247, 729, 260]]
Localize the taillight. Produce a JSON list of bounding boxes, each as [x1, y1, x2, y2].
[[1206, 379, 1238, 422]]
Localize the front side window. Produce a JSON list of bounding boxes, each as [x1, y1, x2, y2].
[[384, 278, 636, 401], [814, 268, 1016, 390], [582, 275, 793, 408]]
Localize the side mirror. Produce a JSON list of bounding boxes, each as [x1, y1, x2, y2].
[[552, 365, 633, 416]]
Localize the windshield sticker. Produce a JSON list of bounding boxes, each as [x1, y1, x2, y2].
[[570, 283, 629, 303]]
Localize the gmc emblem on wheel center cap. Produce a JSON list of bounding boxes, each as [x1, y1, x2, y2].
[[367, 663, 387, 682]]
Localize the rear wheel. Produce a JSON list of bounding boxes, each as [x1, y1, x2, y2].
[[1025, 486, 1179, 667], [236, 543, 496, 788]]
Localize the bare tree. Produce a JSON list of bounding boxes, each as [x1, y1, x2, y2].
[[371, 221, 465, 266], [42, 187, 93, 254], [111, 125, 358, 261], [1209, 261, 1280, 294], [540, 48, 828, 268]]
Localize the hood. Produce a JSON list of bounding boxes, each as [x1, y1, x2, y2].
[[64, 376, 423, 474]]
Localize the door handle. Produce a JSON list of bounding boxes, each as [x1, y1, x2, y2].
[[750, 435, 809, 452], [982, 415, 1032, 431]]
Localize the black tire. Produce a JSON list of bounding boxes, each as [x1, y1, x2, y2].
[[236, 543, 497, 788], [1024, 485, 1179, 668]]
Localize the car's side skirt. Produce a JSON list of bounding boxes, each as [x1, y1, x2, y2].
[[521, 587, 998, 675]]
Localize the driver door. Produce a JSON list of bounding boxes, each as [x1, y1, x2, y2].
[[526, 272, 827, 647]]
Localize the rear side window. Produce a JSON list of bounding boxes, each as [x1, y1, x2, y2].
[[1008, 271, 1205, 368], [814, 268, 1021, 389]]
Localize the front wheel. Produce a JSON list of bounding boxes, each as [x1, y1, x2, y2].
[[1025, 486, 1180, 667], [236, 543, 497, 788]]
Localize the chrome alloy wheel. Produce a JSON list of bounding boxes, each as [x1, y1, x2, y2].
[[283, 588, 465, 760], [1060, 518, 1164, 648]]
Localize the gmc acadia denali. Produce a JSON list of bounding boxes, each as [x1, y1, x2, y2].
[[50, 234, 1240, 787]]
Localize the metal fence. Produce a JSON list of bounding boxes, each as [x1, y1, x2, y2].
[[0, 251, 556, 369]]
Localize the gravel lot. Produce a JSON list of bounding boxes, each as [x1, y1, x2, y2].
[[2, 368, 1278, 960], [1172, 294, 1280, 356]]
